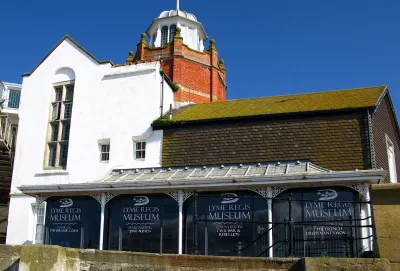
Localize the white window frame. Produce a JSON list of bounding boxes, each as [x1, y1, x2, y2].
[[134, 141, 146, 161], [99, 140, 110, 163], [33, 202, 46, 244], [386, 134, 397, 183]]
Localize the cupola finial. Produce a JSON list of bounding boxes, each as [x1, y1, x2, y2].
[[176, 0, 180, 10]]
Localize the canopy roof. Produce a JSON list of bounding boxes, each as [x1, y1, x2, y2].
[[18, 161, 386, 195]]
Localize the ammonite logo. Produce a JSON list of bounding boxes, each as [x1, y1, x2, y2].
[[133, 196, 150, 206], [317, 189, 338, 201], [59, 198, 73, 208], [221, 193, 239, 204]]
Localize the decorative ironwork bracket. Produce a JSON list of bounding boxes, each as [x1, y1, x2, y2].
[[165, 191, 193, 203], [35, 195, 49, 206], [344, 184, 366, 198]]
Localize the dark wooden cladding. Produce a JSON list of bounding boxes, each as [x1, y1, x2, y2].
[[371, 95, 400, 183], [162, 112, 371, 171]]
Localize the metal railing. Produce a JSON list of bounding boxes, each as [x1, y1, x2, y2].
[[0, 115, 15, 153], [2, 88, 20, 110], [191, 192, 374, 258]]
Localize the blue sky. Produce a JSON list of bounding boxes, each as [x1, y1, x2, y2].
[[2, 0, 400, 113]]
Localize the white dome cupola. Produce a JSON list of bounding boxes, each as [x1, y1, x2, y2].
[[146, 0, 208, 51]]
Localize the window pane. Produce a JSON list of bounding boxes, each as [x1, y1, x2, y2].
[[136, 142, 141, 150], [48, 144, 56, 167], [169, 24, 176, 42], [59, 143, 69, 167], [52, 103, 60, 120], [61, 122, 70, 141], [101, 144, 110, 153], [64, 103, 73, 119], [55, 87, 62, 102], [8, 89, 21, 108], [65, 85, 74, 101], [51, 123, 59, 141], [142, 142, 146, 149], [101, 153, 109, 161], [161, 26, 168, 46]]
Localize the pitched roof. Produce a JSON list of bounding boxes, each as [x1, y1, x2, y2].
[[170, 86, 388, 122], [22, 35, 114, 77]]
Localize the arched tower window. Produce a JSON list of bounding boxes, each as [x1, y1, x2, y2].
[[46, 67, 75, 169], [161, 26, 168, 46], [169, 24, 176, 42]]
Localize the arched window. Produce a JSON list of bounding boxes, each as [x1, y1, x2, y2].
[[161, 26, 168, 46], [46, 67, 75, 168], [169, 24, 176, 42]]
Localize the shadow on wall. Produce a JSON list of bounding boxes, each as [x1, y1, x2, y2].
[[4, 259, 19, 271]]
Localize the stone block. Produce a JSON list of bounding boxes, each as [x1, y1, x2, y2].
[[302, 258, 391, 271]]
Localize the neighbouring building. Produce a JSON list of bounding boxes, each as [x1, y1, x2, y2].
[[0, 80, 21, 243], [5, 1, 400, 260]]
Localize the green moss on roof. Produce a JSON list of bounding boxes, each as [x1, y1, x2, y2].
[[171, 86, 387, 122]]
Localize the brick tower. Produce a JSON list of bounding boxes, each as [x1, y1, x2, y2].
[[132, 4, 227, 103]]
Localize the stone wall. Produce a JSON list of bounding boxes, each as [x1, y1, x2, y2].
[[0, 244, 394, 271], [371, 183, 400, 270]]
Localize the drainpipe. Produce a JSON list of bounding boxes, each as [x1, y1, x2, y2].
[[99, 193, 105, 250], [267, 187, 273, 257], [364, 183, 373, 251], [160, 72, 164, 118], [178, 190, 183, 254]]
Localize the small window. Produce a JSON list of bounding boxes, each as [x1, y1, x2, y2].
[[55, 87, 63, 102], [48, 144, 57, 167], [50, 123, 59, 141], [8, 89, 21, 109], [169, 24, 176, 42], [35, 203, 46, 244], [61, 122, 70, 141], [386, 135, 397, 183], [64, 102, 73, 119], [52, 103, 60, 121], [65, 85, 74, 101], [59, 143, 69, 167], [161, 26, 168, 46], [135, 142, 146, 160], [100, 144, 110, 162]]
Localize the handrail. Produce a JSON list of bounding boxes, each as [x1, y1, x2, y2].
[[234, 223, 278, 254], [0, 115, 15, 153]]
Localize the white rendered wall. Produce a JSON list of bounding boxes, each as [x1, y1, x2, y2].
[[7, 38, 174, 244]]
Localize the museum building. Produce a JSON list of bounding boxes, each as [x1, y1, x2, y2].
[[6, 1, 400, 259]]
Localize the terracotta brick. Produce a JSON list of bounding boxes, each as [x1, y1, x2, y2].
[[134, 36, 227, 103]]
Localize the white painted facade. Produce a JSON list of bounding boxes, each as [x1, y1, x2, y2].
[[6, 37, 174, 245]]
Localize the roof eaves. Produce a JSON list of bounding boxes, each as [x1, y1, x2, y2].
[[22, 35, 114, 77], [379, 88, 400, 143], [153, 106, 372, 129]]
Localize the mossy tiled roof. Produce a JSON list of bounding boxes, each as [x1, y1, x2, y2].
[[171, 86, 387, 121]]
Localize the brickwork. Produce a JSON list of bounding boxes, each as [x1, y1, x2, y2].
[[371, 94, 400, 183], [162, 112, 371, 171], [133, 33, 227, 103]]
